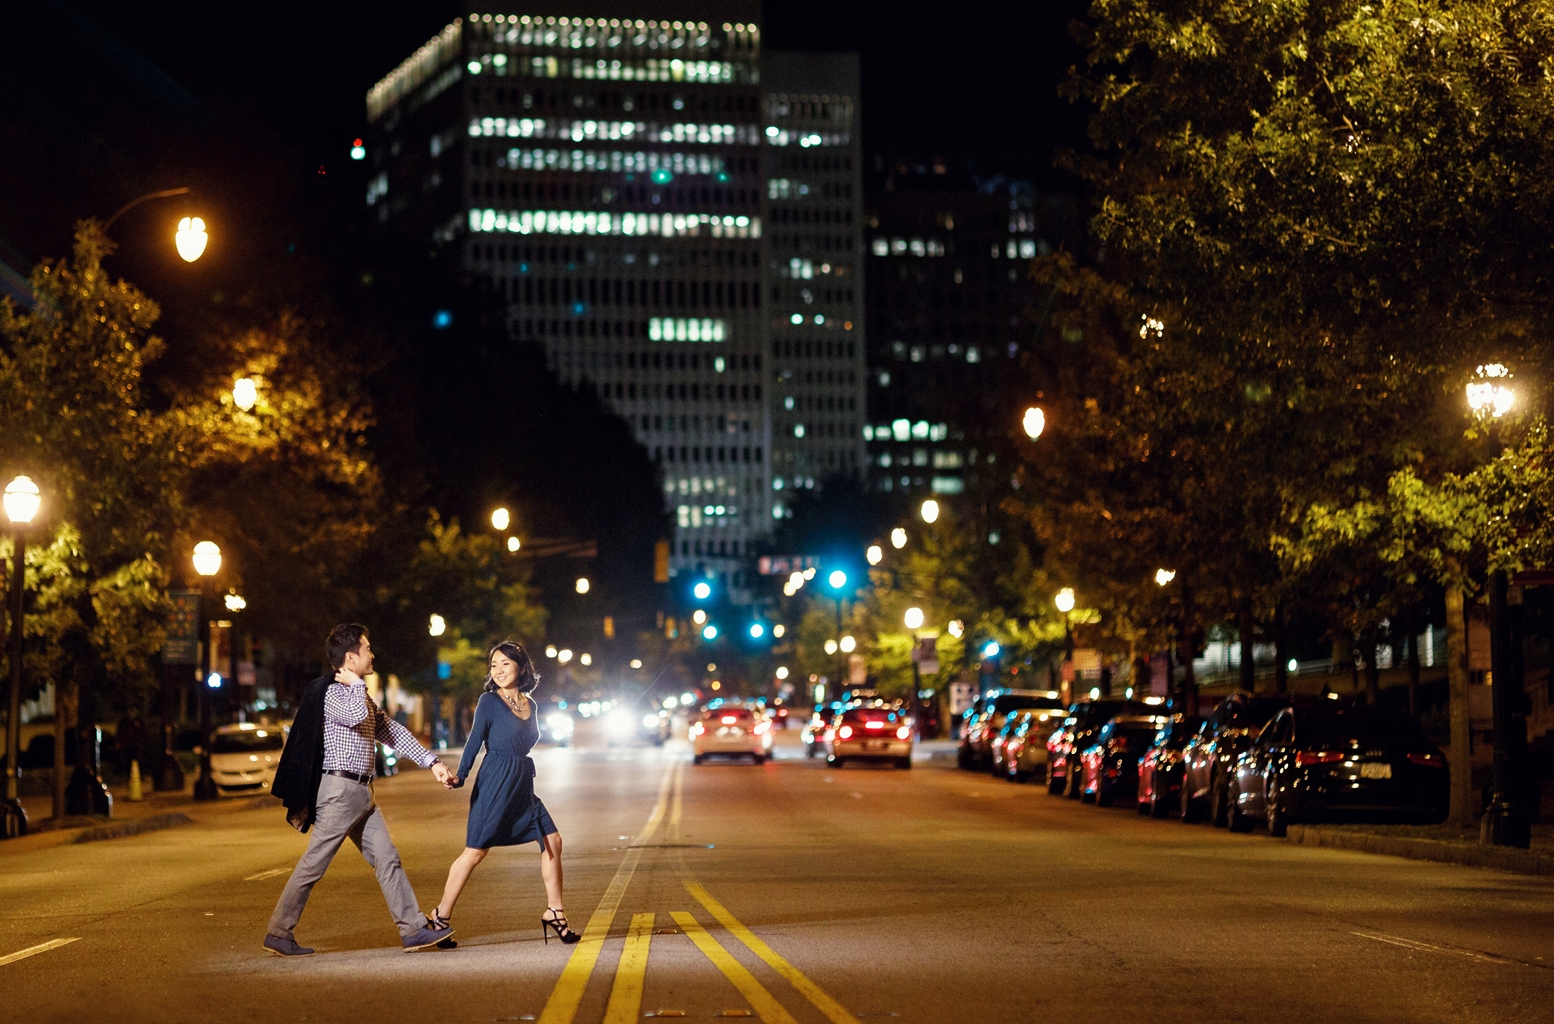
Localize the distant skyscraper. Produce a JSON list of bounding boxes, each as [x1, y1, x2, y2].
[[363, 8, 863, 599], [760, 53, 867, 518]]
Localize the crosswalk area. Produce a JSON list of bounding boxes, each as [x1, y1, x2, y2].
[[536, 761, 859, 1024]]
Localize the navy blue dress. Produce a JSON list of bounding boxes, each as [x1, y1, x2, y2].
[[456, 690, 557, 849]]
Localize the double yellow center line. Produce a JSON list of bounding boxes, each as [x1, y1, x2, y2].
[[538, 759, 860, 1024]]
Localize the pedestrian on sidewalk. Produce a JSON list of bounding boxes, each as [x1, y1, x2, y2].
[[262, 623, 457, 957], [425, 640, 581, 945]]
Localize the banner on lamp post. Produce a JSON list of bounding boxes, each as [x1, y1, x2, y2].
[[165, 590, 200, 666]]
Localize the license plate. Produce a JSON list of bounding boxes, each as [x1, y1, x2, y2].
[[1360, 762, 1392, 779], [864, 741, 886, 751]]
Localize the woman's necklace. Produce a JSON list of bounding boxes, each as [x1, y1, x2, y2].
[[498, 687, 529, 719]]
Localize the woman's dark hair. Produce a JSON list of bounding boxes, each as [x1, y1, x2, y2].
[[327, 623, 369, 670], [483, 640, 540, 695]]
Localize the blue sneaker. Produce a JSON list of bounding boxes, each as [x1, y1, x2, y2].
[[263, 935, 315, 957], [402, 924, 454, 951]]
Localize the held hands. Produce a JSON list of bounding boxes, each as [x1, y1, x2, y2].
[[431, 762, 456, 789]]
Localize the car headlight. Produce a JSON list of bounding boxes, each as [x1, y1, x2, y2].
[[547, 714, 574, 735], [642, 714, 660, 729], [605, 710, 633, 736]]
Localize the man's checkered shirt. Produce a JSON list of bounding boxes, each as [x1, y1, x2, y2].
[[322, 681, 437, 775]]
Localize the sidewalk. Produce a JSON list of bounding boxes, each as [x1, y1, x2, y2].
[[4, 776, 270, 856], [1286, 821, 1554, 877]]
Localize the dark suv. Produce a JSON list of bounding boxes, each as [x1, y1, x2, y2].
[[1179, 693, 1286, 826], [1047, 699, 1155, 798]]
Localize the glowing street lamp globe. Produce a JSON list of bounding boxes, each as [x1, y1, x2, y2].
[[775, 666, 789, 680], [428, 614, 447, 637], [1466, 363, 1515, 419], [1022, 406, 1046, 440], [920, 499, 940, 524], [1054, 587, 1076, 614], [903, 607, 925, 630], [232, 377, 258, 412], [693, 581, 712, 600], [1155, 568, 1177, 587], [507, 536, 521, 552], [192, 541, 222, 577], [824, 639, 838, 655], [839, 635, 857, 653], [828, 569, 847, 590], [175, 216, 208, 262], [575, 577, 590, 594], [3, 475, 41, 524], [491, 507, 511, 531], [890, 527, 908, 549], [866, 544, 883, 566]]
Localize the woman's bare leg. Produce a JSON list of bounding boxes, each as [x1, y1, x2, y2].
[[435, 847, 488, 918], [539, 832, 565, 915]]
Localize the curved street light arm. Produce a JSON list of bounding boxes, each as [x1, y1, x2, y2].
[[103, 187, 192, 232]]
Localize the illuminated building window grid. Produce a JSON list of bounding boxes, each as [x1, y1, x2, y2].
[[503, 147, 727, 176], [470, 54, 742, 84], [468, 208, 760, 239], [464, 15, 759, 58], [469, 117, 760, 146]]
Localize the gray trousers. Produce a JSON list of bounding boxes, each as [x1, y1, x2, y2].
[[267, 774, 422, 941]]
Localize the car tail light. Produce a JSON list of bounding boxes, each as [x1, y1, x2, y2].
[[838, 725, 853, 739], [896, 725, 911, 740], [865, 720, 885, 730], [1112, 737, 1129, 753], [1296, 750, 1345, 767], [721, 715, 738, 725], [1407, 752, 1446, 768]]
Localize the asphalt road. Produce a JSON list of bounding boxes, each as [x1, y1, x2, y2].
[[3, 728, 1553, 1024]]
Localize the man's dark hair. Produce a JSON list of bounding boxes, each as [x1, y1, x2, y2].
[[327, 623, 369, 669]]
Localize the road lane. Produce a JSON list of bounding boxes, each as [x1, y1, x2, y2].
[[2, 734, 1551, 1024]]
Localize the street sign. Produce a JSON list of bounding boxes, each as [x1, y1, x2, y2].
[[848, 653, 868, 684], [911, 636, 938, 674], [949, 681, 975, 715], [165, 590, 199, 665]]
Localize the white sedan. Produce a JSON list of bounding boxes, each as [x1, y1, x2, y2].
[[208, 723, 285, 797], [690, 706, 772, 764]]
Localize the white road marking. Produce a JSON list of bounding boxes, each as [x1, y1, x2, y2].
[[243, 867, 291, 881], [0, 938, 80, 967], [1351, 931, 1516, 965]]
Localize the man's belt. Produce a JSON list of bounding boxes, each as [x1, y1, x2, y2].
[[324, 769, 373, 785]]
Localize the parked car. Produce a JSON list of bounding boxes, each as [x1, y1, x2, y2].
[[1003, 706, 1068, 783], [208, 723, 285, 797], [691, 706, 773, 764], [1048, 699, 1155, 797], [826, 705, 914, 769], [1136, 715, 1203, 817], [1180, 694, 1287, 825], [1078, 713, 1170, 806], [1228, 703, 1450, 835], [959, 690, 1062, 770]]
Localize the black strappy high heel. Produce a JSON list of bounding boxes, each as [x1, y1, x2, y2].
[[427, 907, 457, 949], [541, 907, 580, 945]]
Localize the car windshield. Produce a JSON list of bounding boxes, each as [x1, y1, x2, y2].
[[1296, 711, 1432, 748], [211, 730, 284, 754], [993, 694, 1064, 715]]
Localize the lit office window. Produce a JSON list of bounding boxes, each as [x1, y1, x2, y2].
[[648, 318, 727, 342], [506, 147, 725, 176], [871, 238, 888, 256], [468, 209, 759, 239], [469, 118, 761, 145]]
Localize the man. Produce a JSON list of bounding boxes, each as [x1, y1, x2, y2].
[[263, 623, 454, 956]]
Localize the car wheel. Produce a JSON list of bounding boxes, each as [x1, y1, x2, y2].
[[1180, 781, 1202, 824], [1047, 768, 1065, 795], [956, 746, 971, 769], [1226, 783, 1253, 833], [1150, 789, 1169, 819], [1065, 765, 1083, 800], [1095, 777, 1113, 807], [1210, 775, 1230, 828], [897, 757, 912, 770], [1266, 785, 1288, 838]]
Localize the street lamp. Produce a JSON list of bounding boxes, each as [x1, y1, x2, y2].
[[2, 475, 40, 838], [191, 541, 221, 801], [920, 499, 940, 524], [1054, 588, 1076, 614], [575, 577, 590, 594], [428, 614, 445, 750], [839, 635, 857, 654], [507, 536, 521, 552], [174, 217, 209, 262], [903, 607, 925, 631], [1022, 406, 1046, 440], [1155, 568, 1176, 587], [231, 377, 258, 412], [890, 528, 908, 550], [866, 544, 883, 566], [492, 507, 511, 531], [824, 640, 838, 655], [1466, 364, 1531, 848], [1054, 588, 1077, 698]]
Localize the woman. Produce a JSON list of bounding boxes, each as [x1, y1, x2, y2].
[[426, 640, 580, 944]]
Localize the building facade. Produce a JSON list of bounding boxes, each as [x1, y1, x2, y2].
[[862, 161, 1078, 500], [760, 53, 867, 518], [363, 8, 865, 600]]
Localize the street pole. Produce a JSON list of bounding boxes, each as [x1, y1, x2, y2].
[[1483, 570, 1531, 848], [192, 578, 218, 801], [2, 531, 26, 838]]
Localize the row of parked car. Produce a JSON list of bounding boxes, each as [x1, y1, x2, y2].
[[959, 690, 1450, 834]]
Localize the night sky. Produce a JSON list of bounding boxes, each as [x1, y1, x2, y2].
[[1, 0, 1088, 261]]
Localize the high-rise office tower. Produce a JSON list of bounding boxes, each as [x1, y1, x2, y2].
[[364, 4, 770, 595], [760, 53, 867, 518]]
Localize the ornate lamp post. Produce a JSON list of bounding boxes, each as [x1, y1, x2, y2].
[[1466, 364, 1531, 848], [191, 541, 222, 801], [428, 614, 446, 750], [2, 476, 40, 837]]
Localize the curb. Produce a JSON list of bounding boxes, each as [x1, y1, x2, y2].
[[1285, 824, 1554, 877], [72, 812, 193, 844]]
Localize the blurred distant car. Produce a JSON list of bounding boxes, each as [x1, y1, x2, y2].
[[803, 705, 844, 757], [1047, 699, 1155, 798], [208, 723, 285, 797], [538, 708, 575, 746], [604, 705, 670, 746], [1180, 694, 1286, 825], [1002, 706, 1069, 783], [1077, 713, 1169, 806], [990, 699, 1066, 777], [691, 706, 772, 764], [1229, 704, 1449, 835], [959, 691, 1062, 770], [1135, 715, 1202, 818], [826, 706, 913, 769]]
